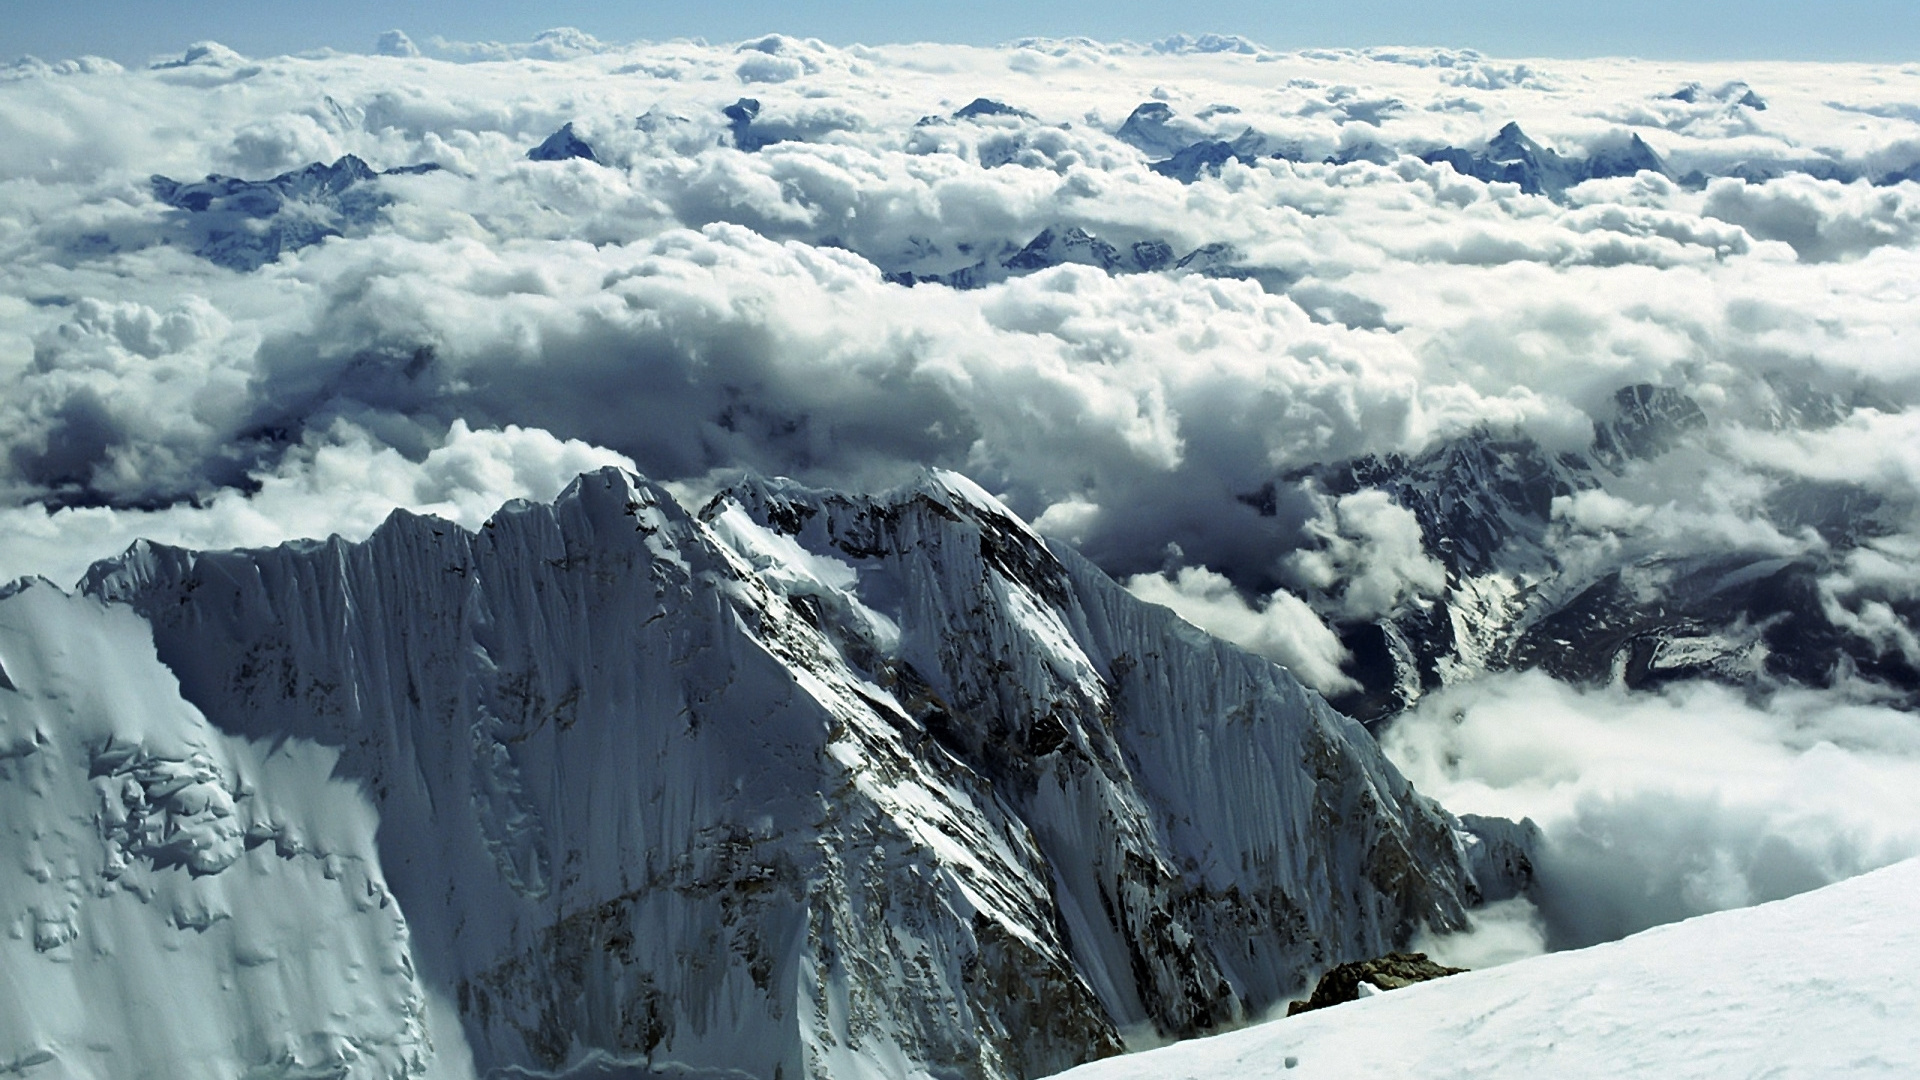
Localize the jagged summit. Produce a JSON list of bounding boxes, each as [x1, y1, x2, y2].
[[149, 154, 441, 270], [32, 465, 1528, 1080], [526, 121, 597, 162], [1421, 123, 1667, 197], [1261, 381, 1916, 720], [1116, 101, 1185, 156], [1150, 128, 1270, 182], [884, 225, 1229, 289], [1669, 80, 1768, 110], [954, 97, 1032, 120]]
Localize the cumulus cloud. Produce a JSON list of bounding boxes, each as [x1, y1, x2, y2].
[[0, 419, 634, 588], [1384, 672, 1920, 949], [3, 39, 1916, 601], [1285, 489, 1446, 619], [1409, 896, 1546, 970], [1126, 566, 1357, 694], [2, 35, 1920, 954], [375, 31, 422, 60], [1703, 174, 1920, 262]]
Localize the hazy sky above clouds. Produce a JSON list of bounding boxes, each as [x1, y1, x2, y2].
[[10, 0, 1920, 63]]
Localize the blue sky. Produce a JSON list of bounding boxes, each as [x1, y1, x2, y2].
[[9, 0, 1919, 64]]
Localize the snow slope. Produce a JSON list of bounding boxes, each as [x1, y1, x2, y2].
[[0, 582, 426, 1080], [1052, 855, 1920, 1080]]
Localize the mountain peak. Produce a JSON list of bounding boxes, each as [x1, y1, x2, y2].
[[955, 97, 1031, 120], [525, 121, 597, 163]]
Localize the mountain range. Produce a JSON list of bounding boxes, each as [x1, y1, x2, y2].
[[2, 467, 1529, 1079]]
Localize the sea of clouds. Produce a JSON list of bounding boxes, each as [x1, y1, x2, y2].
[[4, 28, 1918, 957]]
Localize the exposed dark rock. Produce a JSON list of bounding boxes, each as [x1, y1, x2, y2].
[[722, 98, 860, 152], [1877, 161, 1920, 187], [149, 154, 439, 270], [1255, 373, 1920, 719], [954, 97, 1031, 120], [1459, 815, 1540, 904], [526, 122, 597, 163], [1286, 952, 1468, 1015], [1592, 384, 1707, 467], [1669, 81, 1767, 110], [1116, 102, 1189, 157], [723, 97, 763, 148], [1421, 122, 1667, 198], [1150, 128, 1269, 182], [886, 226, 1194, 289], [85, 466, 1509, 1078]]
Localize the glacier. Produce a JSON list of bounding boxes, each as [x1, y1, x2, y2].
[[0, 467, 1527, 1079]]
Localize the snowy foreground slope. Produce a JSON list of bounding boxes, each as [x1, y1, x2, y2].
[[1056, 856, 1920, 1080], [0, 467, 1525, 1080], [0, 584, 426, 1078]]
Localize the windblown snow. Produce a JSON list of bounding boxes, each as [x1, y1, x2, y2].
[[0, 584, 425, 1079]]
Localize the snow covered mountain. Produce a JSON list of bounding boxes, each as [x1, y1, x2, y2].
[[1255, 382, 1919, 722], [0, 467, 1526, 1079], [150, 155, 441, 270], [5, 36, 1919, 1080], [1051, 855, 1920, 1080], [0, 582, 429, 1079], [1417, 122, 1668, 198]]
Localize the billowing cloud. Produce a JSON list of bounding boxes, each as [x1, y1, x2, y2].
[[1126, 566, 1357, 694], [1285, 489, 1446, 619], [1703, 174, 1920, 262], [0, 419, 634, 587], [3, 34, 1920, 956], [1384, 672, 1920, 949]]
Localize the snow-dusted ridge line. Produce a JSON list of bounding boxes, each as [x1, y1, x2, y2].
[[1050, 854, 1920, 1080], [23, 464, 1530, 1080]]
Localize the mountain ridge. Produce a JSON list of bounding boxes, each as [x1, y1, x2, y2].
[[0, 464, 1531, 1079]]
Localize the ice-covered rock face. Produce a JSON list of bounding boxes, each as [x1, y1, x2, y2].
[[0, 582, 426, 1079], [148, 154, 441, 270], [1262, 380, 1918, 721], [77, 466, 1512, 1080], [708, 471, 1503, 1037]]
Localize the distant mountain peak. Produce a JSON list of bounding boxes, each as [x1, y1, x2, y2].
[[525, 121, 597, 162], [955, 97, 1032, 120]]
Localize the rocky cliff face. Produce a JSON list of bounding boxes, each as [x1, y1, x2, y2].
[[1259, 383, 1920, 722], [50, 467, 1515, 1079]]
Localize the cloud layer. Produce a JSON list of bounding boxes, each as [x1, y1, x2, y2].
[[1386, 672, 1920, 950], [5, 33, 1920, 951]]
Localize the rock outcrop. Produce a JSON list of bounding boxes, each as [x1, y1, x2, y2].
[[1286, 952, 1468, 1015]]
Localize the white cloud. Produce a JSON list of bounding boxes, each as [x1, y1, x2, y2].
[[0, 419, 634, 588], [1383, 672, 1920, 949], [1286, 490, 1446, 619], [1703, 174, 1920, 262], [1409, 896, 1546, 970], [2, 44, 1919, 964], [2, 41, 1916, 593], [1126, 566, 1357, 695]]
